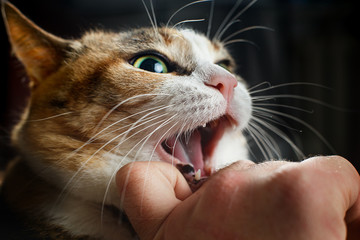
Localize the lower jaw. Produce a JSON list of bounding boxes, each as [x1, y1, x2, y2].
[[155, 145, 207, 177], [155, 117, 233, 177]]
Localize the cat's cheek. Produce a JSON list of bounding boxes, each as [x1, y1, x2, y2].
[[230, 84, 252, 130], [210, 129, 249, 171]]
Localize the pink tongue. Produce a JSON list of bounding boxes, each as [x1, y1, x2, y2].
[[169, 130, 204, 171]]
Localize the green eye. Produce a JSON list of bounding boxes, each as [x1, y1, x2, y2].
[[216, 61, 231, 73], [133, 55, 168, 73]]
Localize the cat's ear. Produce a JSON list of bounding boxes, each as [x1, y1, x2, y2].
[[2, 1, 73, 86]]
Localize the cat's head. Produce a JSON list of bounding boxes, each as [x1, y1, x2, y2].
[[3, 2, 251, 202]]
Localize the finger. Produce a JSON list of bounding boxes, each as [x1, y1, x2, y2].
[[301, 156, 360, 212], [116, 161, 191, 240], [218, 159, 255, 172], [299, 156, 360, 239]]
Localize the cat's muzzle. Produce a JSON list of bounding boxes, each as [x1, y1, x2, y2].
[[157, 115, 235, 178]]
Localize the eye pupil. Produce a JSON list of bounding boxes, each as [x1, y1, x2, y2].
[[140, 58, 163, 73], [133, 55, 168, 73]]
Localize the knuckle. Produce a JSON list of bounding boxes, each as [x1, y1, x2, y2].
[[205, 170, 249, 204], [268, 165, 318, 206]]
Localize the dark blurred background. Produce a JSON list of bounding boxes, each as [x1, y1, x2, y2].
[[1, 0, 359, 171]]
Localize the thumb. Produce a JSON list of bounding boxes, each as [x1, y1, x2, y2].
[[116, 161, 191, 240]]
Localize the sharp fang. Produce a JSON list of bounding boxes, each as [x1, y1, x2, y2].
[[202, 123, 206, 128], [195, 169, 201, 181]]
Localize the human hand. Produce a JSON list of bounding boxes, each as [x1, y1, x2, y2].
[[116, 156, 360, 240]]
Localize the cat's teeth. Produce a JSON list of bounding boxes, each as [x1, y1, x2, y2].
[[202, 123, 206, 128], [195, 169, 201, 181]]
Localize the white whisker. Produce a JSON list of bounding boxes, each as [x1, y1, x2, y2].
[[166, 0, 211, 28], [95, 109, 173, 141], [149, 0, 158, 31], [253, 111, 303, 133], [251, 96, 276, 102], [252, 103, 314, 114], [248, 121, 281, 159], [103, 114, 179, 224], [218, 0, 258, 41], [216, 19, 241, 41], [173, 19, 206, 29], [56, 114, 170, 211], [252, 94, 346, 111], [94, 94, 168, 133], [251, 116, 305, 159], [67, 104, 173, 161], [213, 0, 243, 40], [249, 82, 332, 95], [248, 81, 271, 91], [116, 106, 173, 147], [171, 122, 187, 165], [138, 120, 182, 214], [247, 81, 271, 92], [248, 123, 276, 159], [245, 124, 270, 160], [253, 106, 336, 153], [28, 112, 73, 122], [245, 140, 257, 162], [84, 113, 170, 169], [141, 0, 157, 33], [222, 26, 274, 43], [54, 108, 173, 208], [206, 0, 215, 38], [223, 38, 259, 48]]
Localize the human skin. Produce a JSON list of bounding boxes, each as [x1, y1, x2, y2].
[[116, 156, 360, 240]]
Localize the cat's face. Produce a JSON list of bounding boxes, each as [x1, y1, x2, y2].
[[4, 3, 251, 204]]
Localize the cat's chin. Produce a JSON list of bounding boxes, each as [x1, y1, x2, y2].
[[156, 115, 236, 176]]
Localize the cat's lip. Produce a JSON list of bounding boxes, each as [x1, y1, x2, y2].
[[156, 115, 234, 176]]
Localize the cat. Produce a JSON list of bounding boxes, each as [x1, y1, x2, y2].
[[1, 1, 253, 239]]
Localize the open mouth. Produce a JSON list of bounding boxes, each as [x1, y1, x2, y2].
[[156, 115, 236, 177]]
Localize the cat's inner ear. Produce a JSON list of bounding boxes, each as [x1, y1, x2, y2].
[[2, 2, 72, 86]]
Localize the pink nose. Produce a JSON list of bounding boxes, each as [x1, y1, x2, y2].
[[206, 73, 238, 104]]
